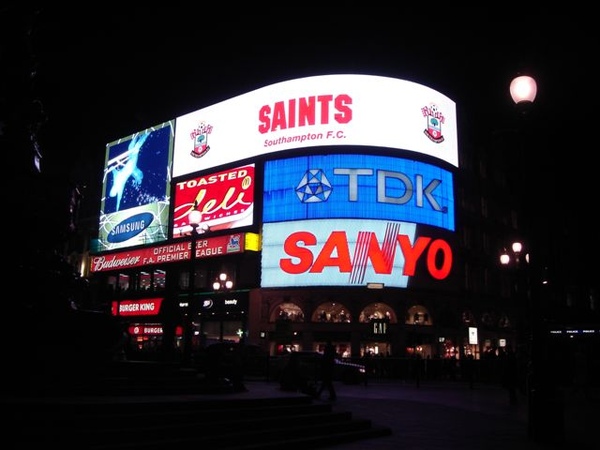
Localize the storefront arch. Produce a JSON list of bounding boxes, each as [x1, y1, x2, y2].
[[270, 302, 305, 322], [406, 305, 433, 326], [312, 301, 352, 323], [358, 302, 396, 323]]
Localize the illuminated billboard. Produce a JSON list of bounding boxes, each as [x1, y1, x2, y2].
[[89, 233, 249, 273], [261, 219, 453, 288], [263, 154, 454, 231], [172, 164, 255, 237], [99, 121, 174, 251], [173, 74, 457, 177]]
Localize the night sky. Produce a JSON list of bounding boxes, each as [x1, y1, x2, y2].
[[2, 5, 596, 280]]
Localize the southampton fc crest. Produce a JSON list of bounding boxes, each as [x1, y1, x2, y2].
[[190, 121, 213, 158], [422, 103, 445, 143]]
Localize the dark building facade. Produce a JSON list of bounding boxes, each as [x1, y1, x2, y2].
[[84, 75, 526, 366]]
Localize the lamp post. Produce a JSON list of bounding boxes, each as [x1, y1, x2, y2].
[[502, 74, 564, 445], [213, 272, 234, 342], [500, 240, 531, 350], [213, 272, 233, 291], [509, 75, 537, 104], [183, 205, 203, 365], [500, 240, 536, 427]]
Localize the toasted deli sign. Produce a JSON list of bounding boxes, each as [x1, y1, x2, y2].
[[90, 233, 245, 273]]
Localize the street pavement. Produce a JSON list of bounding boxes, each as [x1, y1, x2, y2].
[[246, 378, 597, 450], [7, 375, 596, 449]]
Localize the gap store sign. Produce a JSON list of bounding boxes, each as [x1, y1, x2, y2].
[[263, 154, 454, 231]]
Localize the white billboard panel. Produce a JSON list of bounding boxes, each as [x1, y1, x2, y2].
[[173, 74, 457, 177]]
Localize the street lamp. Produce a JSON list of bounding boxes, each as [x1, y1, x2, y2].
[[502, 73, 564, 445], [500, 241, 529, 266], [213, 272, 233, 291], [510, 75, 537, 105], [501, 239, 547, 441], [182, 204, 203, 364], [212, 272, 234, 342], [510, 74, 537, 117]]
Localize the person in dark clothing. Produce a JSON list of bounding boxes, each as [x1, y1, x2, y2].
[[316, 340, 337, 401], [280, 352, 311, 393], [502, 346, 519, 405]]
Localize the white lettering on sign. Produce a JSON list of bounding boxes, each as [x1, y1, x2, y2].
[[92, 254, 142, 272], [120, 303, 139, 312], [143, 327, 163, 334]]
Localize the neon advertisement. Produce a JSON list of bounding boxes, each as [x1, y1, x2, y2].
[[173, 75, 457, 177], [172, 164, 255, 237], [99, 121, 174, 250], [263, 154, 454, 231], [261, 219, 453, 288]]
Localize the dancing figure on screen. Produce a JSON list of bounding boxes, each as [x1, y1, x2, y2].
[[107, 131, 149, 211]]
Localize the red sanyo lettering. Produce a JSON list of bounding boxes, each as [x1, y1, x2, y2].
[[258, 94, 353, 134], [280, 231, 452, 280]]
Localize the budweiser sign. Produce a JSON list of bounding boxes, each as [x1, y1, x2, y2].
[[90, 235, 246, 273]]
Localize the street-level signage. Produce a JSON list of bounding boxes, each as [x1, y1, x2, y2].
[[112, 298, 163, 316]]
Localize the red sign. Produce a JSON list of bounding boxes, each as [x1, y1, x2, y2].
[[129, 324, 163, 335], [113, 298, 163, 316], [172, 164, 255, 237], [128, 324, 183, 336], [91, 233, 245, 273]]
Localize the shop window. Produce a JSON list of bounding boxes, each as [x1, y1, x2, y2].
[[311, 302, 351, 323], [107, 275, 118, 291], [118, 273, 130, 291], [461, 309, 476, 325], [481, 312, 494, 327], [406, 305, 432, 325], [179, 271, 190, 290], [153, 270, 166, 290], [358, 302, 395, 323], [272, 302, 305, 322], [498, 313, 511, 328], [140, 271, 151, 290]]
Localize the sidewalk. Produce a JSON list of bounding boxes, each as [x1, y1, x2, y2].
[[6, 374, 596, 449], [317, 379, 597, 449]]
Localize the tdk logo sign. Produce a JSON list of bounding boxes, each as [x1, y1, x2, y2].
[[264, 154, 455, 231]]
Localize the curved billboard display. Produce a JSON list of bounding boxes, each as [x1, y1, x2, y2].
[[261, 218, 452, 288], [173, 74, 457, 178], [263, 154, 454, 231]]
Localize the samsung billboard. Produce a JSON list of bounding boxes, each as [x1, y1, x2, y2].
[[263, 154, 454, 231], [173, 74, 457, 177], [99, 121, 174, 251]]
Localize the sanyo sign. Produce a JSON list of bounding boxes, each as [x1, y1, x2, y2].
[[173, 74, 458, 177], [261, 219, 452, 289]]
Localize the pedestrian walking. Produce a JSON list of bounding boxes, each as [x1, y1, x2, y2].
[[316, 340, 337, 401]]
